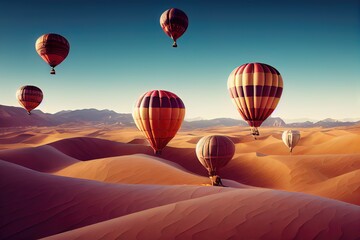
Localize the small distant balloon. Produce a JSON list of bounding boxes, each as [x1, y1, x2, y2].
[[133, 90, 185, 155], [196, 135, 235, 186], [227, 62, 283, 138], [16, 85, 43, 115], [160, 8, 188, 47], [35, 33, 70, 74], [282, 130, 301, 153]]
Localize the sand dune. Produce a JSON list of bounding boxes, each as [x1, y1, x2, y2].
[[44, 189, 360, 240], [0, 160, 235, 239], [297, 133, 360, 154], [299, 131, 335, 145], [349, 124, 360, 133], [0, 133, 35, 144], [306, 169, 360, 205], [222, 153, 293, 189], [0, 145, 78, 172], [53, 153, 246, 187], [220, 153, 360, 204], [127, 138, 149, 145], [1, 126, 359, 204], [48, 137, 153, 160], [1, 125, 360, 239]]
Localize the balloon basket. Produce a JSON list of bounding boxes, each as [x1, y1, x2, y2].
[[209, 175, 226, 187]]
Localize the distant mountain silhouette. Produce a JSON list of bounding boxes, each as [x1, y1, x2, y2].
[[0, 105, 359, 129], [313, 118, 357, 128], [262, 117, 286, 127], [286, 121, 315, 128], [286, 118, 358, 128], [54, 109, 134, 126], [0, 105, 133, 128], [182, 118, 247, 129], [0, 105, 58, 127]]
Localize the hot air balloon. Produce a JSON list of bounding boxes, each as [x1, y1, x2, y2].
[[16, 85, 43, 115], [227, 62, 283, 138], [196, 135, 235, 186], [35, 33, 70, 74], [133, 90, 185, 155], [282, 130, 301, 153], [160, 8, 188, 47]]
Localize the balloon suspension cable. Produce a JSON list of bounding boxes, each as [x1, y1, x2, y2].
[[172, 41, 178, 48], [251, 127, 259, 140], [50, 67, 56, 75]]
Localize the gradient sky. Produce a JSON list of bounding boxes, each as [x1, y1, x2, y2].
[[0, 0, 359, 121]]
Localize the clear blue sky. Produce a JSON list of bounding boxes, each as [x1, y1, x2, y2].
[[0, 0, 359, 121]]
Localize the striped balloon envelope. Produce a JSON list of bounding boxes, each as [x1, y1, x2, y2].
[[133, 90, 185, 154], [35, 33, 70, 74], [16, 85, 43, 115], [160, 8, 188, 47], [282, 130, 301, 153], [227, 62, 283, 137], [195, 135, 235, 186]]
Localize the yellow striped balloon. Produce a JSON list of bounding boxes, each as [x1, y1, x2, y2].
[[132, 90, 185, 155], [227, 62, 283, 137]]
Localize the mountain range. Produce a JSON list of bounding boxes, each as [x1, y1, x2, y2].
[[0, 105, 359, 129]]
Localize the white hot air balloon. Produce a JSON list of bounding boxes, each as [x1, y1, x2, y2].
[[282, 130, 301, 153]]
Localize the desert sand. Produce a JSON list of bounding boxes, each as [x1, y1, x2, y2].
[[1, 124, 360, 239]]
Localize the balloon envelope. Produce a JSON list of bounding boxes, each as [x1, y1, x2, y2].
[[282, 130, 301, 153], [16, 85, 43, 114], [133, 90, 185, 154], [160, 8, 188, 47], [196, 135, 235, 176], [35, 33, 70, 74], [227, 62, 283, 136]]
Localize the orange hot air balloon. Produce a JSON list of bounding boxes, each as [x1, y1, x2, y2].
[[16, 85, 43, 115], [35, 33, 70, 74], [196, 135, 235, 186], [160, 8, 188, 47], [133, 90, 185, 155], [227, 62, 283, 138]]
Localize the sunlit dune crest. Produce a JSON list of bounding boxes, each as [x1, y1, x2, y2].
[[0, 125, 360, 239], [0, 160, 235, 240], [0, 145, 78, 172], [44, 189, 360, 240]]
